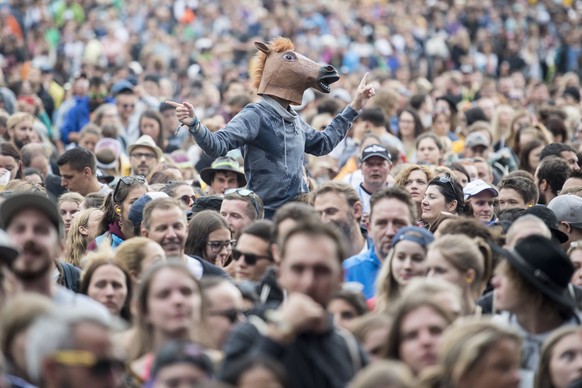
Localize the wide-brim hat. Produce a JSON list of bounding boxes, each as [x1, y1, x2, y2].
[[493, 235, 576, 310], [200, 157, 246, 187], [127, 135, 163, 161]]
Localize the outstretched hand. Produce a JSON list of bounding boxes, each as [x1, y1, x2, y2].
[[165, 100, 197, 129], [349, 73, 376, 112]]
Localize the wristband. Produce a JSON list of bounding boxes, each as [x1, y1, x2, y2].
[[189, 116, 201, 132]]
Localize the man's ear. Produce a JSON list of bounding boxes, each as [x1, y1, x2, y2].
[[141, 226, 149, 237], [270, 243, 281, 265], [540, 179, 548, 193], [84, 166, 92, 177]]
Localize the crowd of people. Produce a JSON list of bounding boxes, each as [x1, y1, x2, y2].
[[1, 0, 582, 387]]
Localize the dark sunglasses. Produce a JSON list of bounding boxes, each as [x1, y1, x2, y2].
[[113, 175, 146, 202], [231, 249, 272, 265], [224, 188, 260, 218], [434, 174, 458, 199], [209, 308, 244, 324], [180, 194, 197, 205]]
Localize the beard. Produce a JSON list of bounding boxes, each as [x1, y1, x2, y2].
[[331, 215, 356, 241], [11, 241, 54, 281]]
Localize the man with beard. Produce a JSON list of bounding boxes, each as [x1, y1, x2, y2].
[[127, 135, 162, 180], [356, 144, 392, 223], [312, 181, 369, 258], [60, 76, 110, 146], [141, 197, 227, 279], [342, 186, 415, 299], [6, 112, 36, 151], [0, 192, 109, 313]]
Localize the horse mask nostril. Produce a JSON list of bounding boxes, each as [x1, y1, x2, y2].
[[324, 65, 336, 73]]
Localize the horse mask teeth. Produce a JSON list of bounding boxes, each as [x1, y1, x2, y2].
[[251, 37, 339, 106]]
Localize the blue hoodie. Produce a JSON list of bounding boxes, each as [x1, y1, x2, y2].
[[189, 96, 358, 214]]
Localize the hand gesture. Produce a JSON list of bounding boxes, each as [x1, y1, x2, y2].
[[349, 73, 376, 111], [164, 100, 197, 127]]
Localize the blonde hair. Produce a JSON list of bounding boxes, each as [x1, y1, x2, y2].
[[419, 319, 521, 388], [115, 237, 165, 280], [491, 104, 514, 143], [58, 192, 84, 208], [7, 112, 34, 130], [64, 208, 102, 267], [400, 277, 464, 316], [536, 326, 582, 388]]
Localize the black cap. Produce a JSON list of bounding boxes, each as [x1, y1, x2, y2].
[[360, 144, 391, 163], [563, 86, 581, 103], [0, 192, 63, 237], [523, 205, 569, 244]]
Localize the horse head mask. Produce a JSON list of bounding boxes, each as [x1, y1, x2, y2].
[[250, 37, 340, 106]]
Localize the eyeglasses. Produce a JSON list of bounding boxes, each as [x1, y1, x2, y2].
[[207, 240, 236, 251], [435, 174, 458, 199], [231, 249, 272, 265], [113, 175, 146, 202], [208, 308, 245, 324], [180, 194, 197, 205], [50, 350, 124, 377], [130, 152, 156, 160], [224, 188, 260, 218]]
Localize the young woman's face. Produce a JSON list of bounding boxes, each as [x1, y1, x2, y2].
[[426, 249, 466, 292], [146, 268, 202, 336], [470, 191, 495, 223], [87, 264, 128, 316], [404, 169, 429, 203], [327, 298, 359, 330], [140, 117, 161, 141], [527, 144, 544, 172], [0, 155, 19, 180], [433, 113, 451, 136], [421, 185, 448, 225], [399, 306, 449, 374], [399, 111, 416, 137], [549, 332, 582, 388], [417, 138, 442, 165], [391, 240, 427, 288], [59, 200, 80, 233], [460, 338, 521, 388], [204, 228, 232, 266]]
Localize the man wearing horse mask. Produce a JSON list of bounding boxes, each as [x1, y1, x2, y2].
[[168, 37, 375, 218]]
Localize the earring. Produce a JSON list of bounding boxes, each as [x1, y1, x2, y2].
[[465, 276, 473, 284], [115, 208, 121, 214]]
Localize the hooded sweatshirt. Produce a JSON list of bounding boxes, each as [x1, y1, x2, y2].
[[190, 96, 358, 213]]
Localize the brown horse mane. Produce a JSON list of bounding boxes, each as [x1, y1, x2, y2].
[[249, 37, 295, 93]]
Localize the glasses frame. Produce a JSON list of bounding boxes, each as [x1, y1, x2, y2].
[[231, 248, 272, 265], [113, 175, 146, 203], [435, 174, 458, 200], [207, 239, 236, 251]]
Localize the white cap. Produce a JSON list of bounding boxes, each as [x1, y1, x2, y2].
[[464, 179, 498, 200]]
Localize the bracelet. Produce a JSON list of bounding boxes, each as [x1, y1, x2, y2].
[[189, 116, 201, 132]]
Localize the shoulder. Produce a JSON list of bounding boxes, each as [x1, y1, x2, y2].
[[343, 250, 372, 270]]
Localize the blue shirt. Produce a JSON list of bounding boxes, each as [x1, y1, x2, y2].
[[342, 244, 381, 299]]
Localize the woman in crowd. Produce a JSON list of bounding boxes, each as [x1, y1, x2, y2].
[[383, 297, 455, 375], [64, 207, 103, 267], [0, 143, 23, 182], [327, 289, 369, 329], [463, 179, 498, 223], [568, 241, 582, 287], [420, 320, 522, 388], [80, 255, 132, 321], [94, 175, 148, 248], [491, 104, 515, 151], [115, 237, 167, 286], [161, 180, 198, 211], [58, 192, 84, 238], [394, 164, 434, 224], [185, 210, 233, 267], [350, 314, 393, 363], [421, 174, 465, 232], [432, 110, 453, 139], [519, 139, 546, 175], [491, 236, 580, 372], [139, 109, 177, 153], [416, 133, 444, 166], [124, 262, 208, 387], [375, 226, 435, 312], [536, 326, 582, 388], [397, 108, 425, 162], [426, 234, 490, 315]]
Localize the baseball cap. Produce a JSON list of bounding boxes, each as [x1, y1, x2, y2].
[[128, 192, 169, 228], [0, 192, 63, 237], [361, 144, 391, 163], [392, 226, 434, 248], [524, 205, 569, 244], [111, 79, 135, 96], [548, 194, 582, 229], [463, 179, 499, 200], [465, 132, 489, 149]]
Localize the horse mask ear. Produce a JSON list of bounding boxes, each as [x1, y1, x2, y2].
[[255, 42, 271, 54]]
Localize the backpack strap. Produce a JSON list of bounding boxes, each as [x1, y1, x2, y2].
[[61, 262, 80, 293]]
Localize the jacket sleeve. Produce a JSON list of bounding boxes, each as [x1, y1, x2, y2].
[[189, 106, 261, 157], [304, 105, 359, 156]]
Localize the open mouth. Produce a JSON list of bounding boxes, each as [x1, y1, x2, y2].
[[317, 73, 340, 93]]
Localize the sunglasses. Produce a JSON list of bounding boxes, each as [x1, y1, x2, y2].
[[231, 249, 272, 265], [51, 350, 124, 377], [113, 175, 146, 202], [207, 240, 236, 251], [180, 194, 197, 205], [435, 174, 458, 199], [209, 308, 244, 324], [224, 188, 260, 218]]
